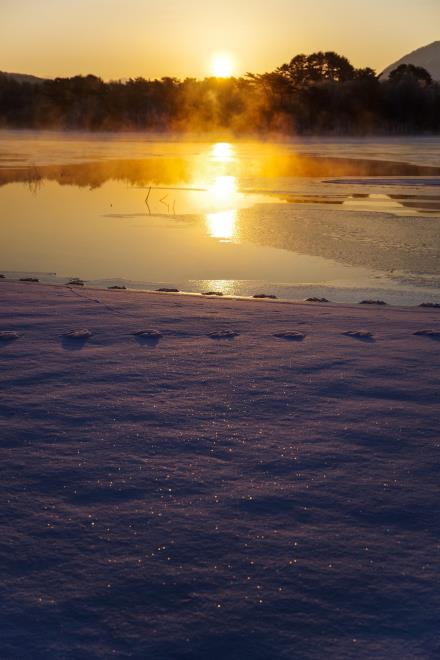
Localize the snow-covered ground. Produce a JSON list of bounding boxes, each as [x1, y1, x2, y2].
[[1, 281, 439, 659]]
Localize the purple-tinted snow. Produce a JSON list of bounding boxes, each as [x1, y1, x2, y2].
[[0, 282, 439, 659]]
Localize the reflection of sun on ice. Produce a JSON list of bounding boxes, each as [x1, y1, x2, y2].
[[199, 279, 239, 296], [206, 210, 237, 241], [210, 175, 237, 204], [211, 53, 234, 78], [206, 176, 238, 241], [212, 142, 234, 163]]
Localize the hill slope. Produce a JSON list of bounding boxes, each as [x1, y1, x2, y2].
[[381, 41, 440, 80], [0, 71, 47, 84]]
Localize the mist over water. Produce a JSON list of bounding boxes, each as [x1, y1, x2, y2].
[[1, 131, 440, 304]]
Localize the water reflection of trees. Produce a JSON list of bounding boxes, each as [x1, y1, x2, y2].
[[0, 158, 192, 189], [1, 154, 439, 189]]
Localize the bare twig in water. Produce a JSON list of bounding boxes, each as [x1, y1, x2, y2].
[[160, 194, 170, 213], [145, 187, 152, 215]]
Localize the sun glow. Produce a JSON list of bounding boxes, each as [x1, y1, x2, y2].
[[210, 175, 237, 203], [206, 210, 237, 241], [211, 142, 234, 163], [205, 175, 238, 241], [211, 53, 235, 78]]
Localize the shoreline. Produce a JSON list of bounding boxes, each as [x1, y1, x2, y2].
[[2, 277, 440, 312]]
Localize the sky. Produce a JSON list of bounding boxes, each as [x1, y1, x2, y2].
[[1, 0, 439, 80]]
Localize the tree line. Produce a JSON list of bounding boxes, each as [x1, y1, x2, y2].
[[1, 52, 439, 134]]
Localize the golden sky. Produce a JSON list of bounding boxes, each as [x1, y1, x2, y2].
[[1, 0, 439, 80]]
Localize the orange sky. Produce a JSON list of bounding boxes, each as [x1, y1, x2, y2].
[[1, 0, 439, 80]]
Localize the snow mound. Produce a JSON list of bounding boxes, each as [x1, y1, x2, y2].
[[133, 330, 163, 339], [63, 329, 92, 340], [0, 330, 20, 341], [414, 329, 440, 338], [273, 331, 306, 341], [208, 330, 240, 339], [343, 330, 374, 341]]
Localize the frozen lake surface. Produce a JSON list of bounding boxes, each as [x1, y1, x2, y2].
[[1, 131, 440, 304]]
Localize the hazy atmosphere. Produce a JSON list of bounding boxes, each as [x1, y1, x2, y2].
[[1, 0, 440, 79]]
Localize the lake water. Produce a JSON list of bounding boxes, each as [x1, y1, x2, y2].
[[1, 130, 440, 304]]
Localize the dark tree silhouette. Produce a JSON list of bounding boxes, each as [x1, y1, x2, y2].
[[277, 52, 356, 86], [0, 53, 439, 134], [389, 64, 433, 87]]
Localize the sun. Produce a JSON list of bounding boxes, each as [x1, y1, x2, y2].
[[211, 53, 234, 78]]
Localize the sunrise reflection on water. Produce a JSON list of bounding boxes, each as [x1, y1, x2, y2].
[[197, 279, 241, 296], [2, 133, 440, 304], [211, 142, 235, 163], [204, 144, 239, 240], [206, 209, 237, 241]]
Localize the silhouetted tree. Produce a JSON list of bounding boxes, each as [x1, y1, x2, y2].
[[277, 51, 356, 86], [0, 52, 439, 134], [389, 64, 432, 87]]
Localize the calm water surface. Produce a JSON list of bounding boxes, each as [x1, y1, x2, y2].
[[1, 130, 440, 304]]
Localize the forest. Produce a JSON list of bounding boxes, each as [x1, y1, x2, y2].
[[1, 52, 439, 134]]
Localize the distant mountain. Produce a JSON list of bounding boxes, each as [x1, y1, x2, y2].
[[0, 71, 47, 84], [380, 41, 440, 81]]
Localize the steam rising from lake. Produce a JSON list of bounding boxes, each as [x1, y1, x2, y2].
[[1, 132, 440, 304]]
